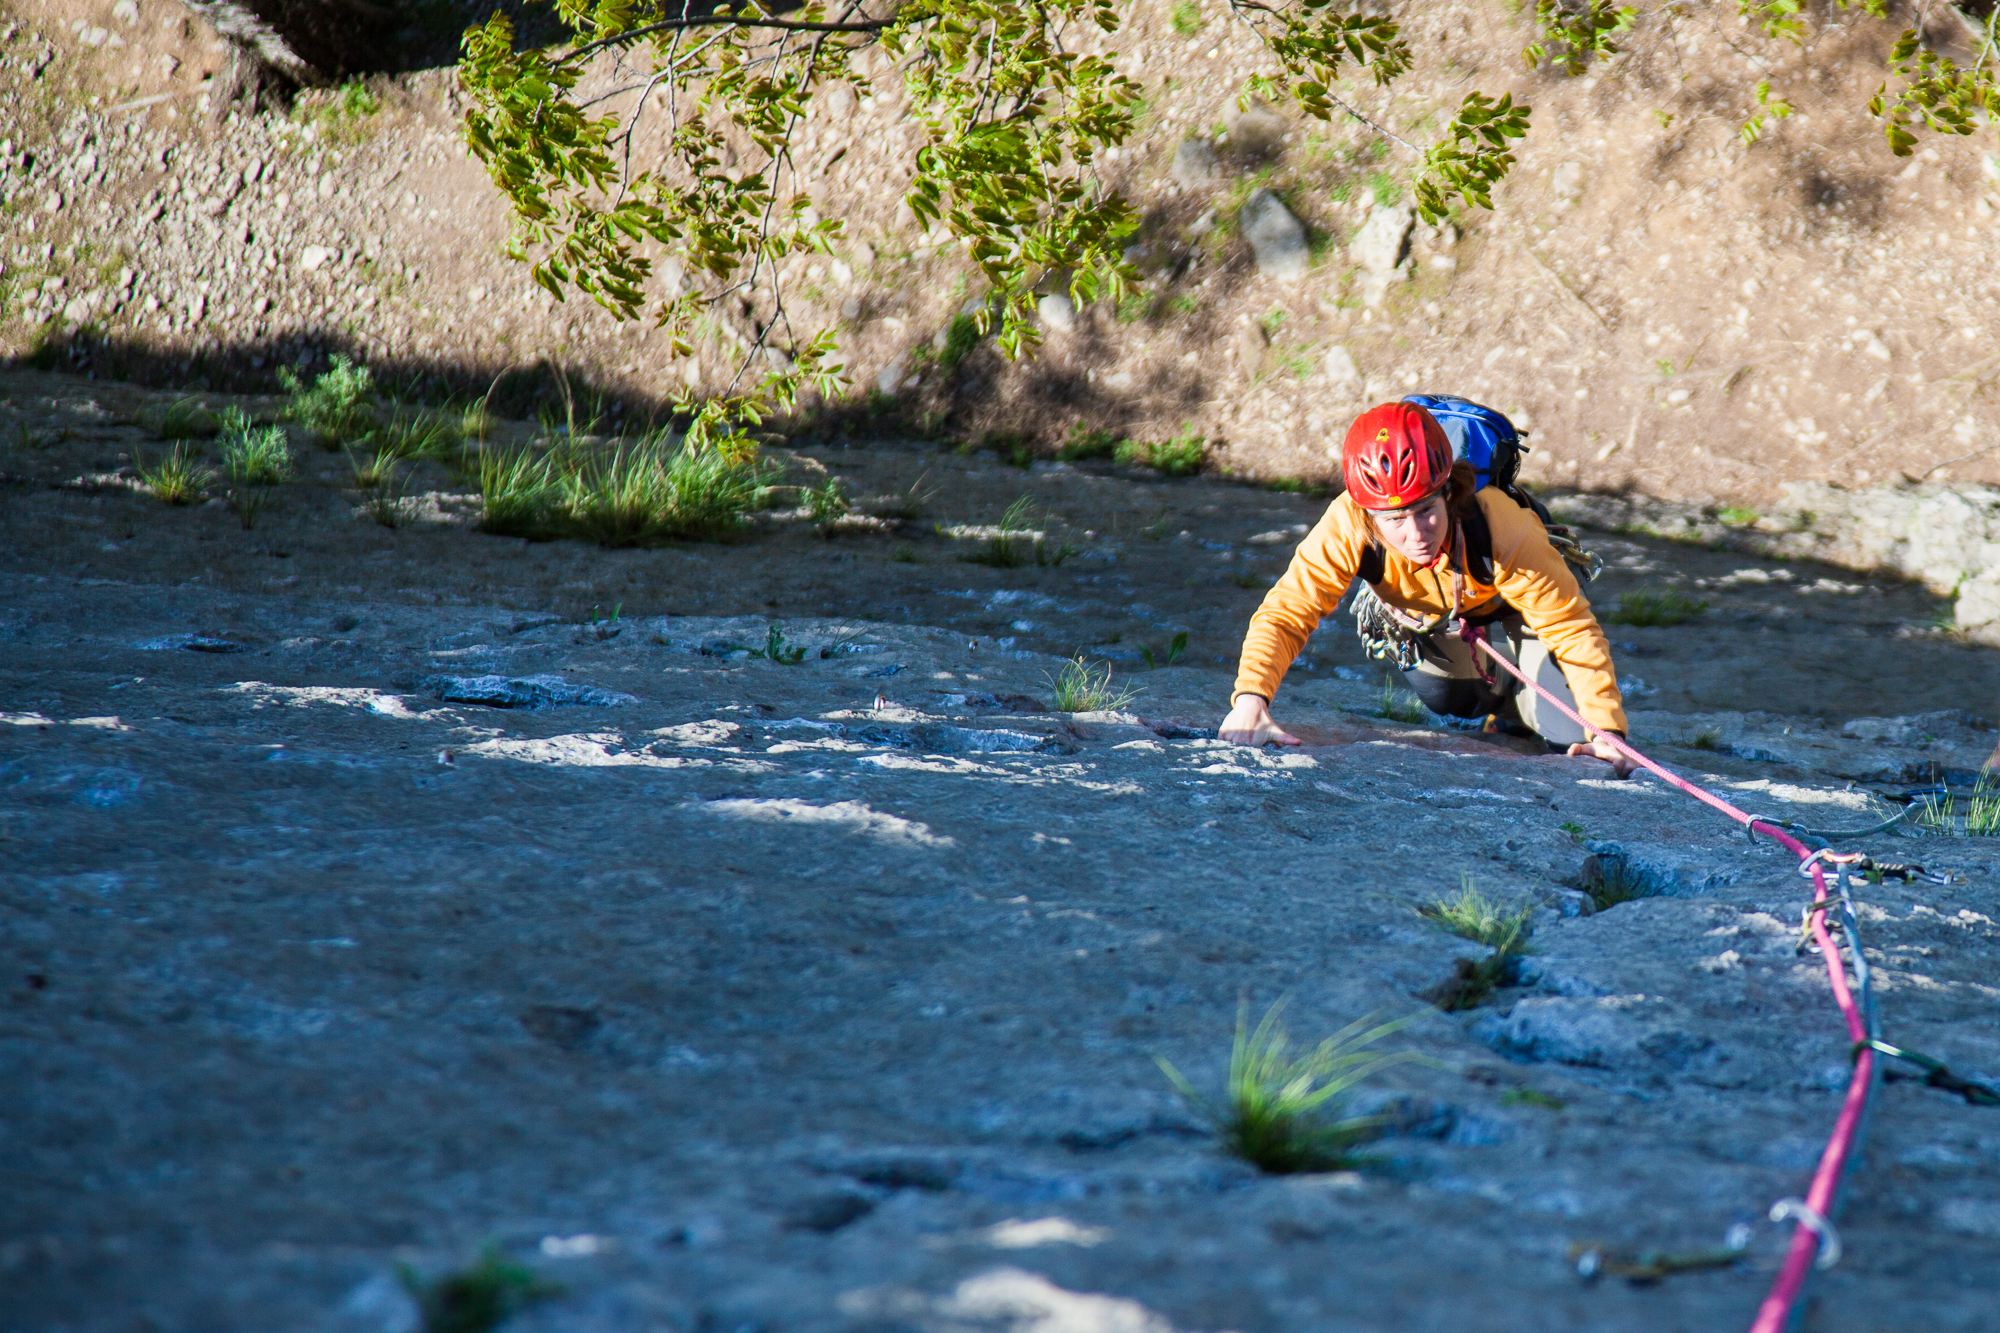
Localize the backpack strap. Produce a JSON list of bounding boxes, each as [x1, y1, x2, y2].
[[1457, 500, 1496, 584], [1356, 541, 1385, 588]]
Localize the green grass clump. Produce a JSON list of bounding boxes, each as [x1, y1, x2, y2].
[[217, 412, 292, 484], [397, 1248, 558, 1333], [348, 445, 403, 489], [803, 478, 850, 525], [1115, 425, 1206, 476], [938, 313, 982, 370], [1059, 423, 1123, 461], [1420, 880, 1534, 951], [1688, 727, 1721, 751], [1916, 770, 2000, 837], [218, 413, 291, 529], [475, 447, 560, 539], [1377, 675, 1429, 724], [279, 354, 378, 447], [1171, 0, 1203, 34], [148, 397, 219, 440], [1500, 1088, 1567, 1111], [963, 494, 1071, 568], [1156, 1000, 1413, 1174], [136, 444, 211, 505], [1716, 505, 1759, 527], [1419, 877, 1533, 1011], [565, 436, 770, 545], [376, 407, 463, 465], [1047, 656, 1141, 712], [1603, 588, 1709, 628], [475, 432, 770, 546]]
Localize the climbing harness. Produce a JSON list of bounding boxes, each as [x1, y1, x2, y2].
[[1462, 638, 1933, 1333], [1347, 486, 1601, 674]]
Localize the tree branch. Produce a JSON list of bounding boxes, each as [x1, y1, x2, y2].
[[560, 13, 894, 66]]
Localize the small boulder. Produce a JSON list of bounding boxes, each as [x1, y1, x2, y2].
[[1348, 202, 1414, 308], [1170, 139, 1220, 189], [1221, 101, 1288, 160], [1235, 321, 1269, 378], [1551, 160, 1584, 203], [299, 245, 337, 272], [1036, 292, 1076, 333], [1322, 345, 1362, 395], [1239, 189, 1308, 282], [875, 352, 909, 395]]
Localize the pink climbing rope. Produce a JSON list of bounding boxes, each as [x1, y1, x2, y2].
[[1470, 641, 1874, 1333]]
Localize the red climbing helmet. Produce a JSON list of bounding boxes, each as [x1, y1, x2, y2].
[[1341, 401, 1453, 510]]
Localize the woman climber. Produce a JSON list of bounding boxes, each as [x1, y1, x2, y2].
[[1218, 399, 1636, 779]]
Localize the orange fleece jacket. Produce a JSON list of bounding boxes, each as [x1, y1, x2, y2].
[[1233, 489, 1628, 735]]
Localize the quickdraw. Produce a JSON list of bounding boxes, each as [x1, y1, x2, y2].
[[1854, 1039, 2000, 1107]]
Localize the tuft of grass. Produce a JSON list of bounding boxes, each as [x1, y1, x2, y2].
[[1915, 770, 2000, 837], [362, 459, 408, 528], [348, 444, 403, 490], [1580, 854, 1658, 912], [1603, 588, 1709, 628], [136, 444, 211, 505], [220, 414, 289, 529], [1171, 0, 1204, 34], [376, 407, 463, 465], [1420, 877, 1533, 1011], [1231, 570, 1265, 589], [748, 623, 808, 664], [1156, 999, 1414, 1174], [279, 354, 378, 447], [1419, 878, 1534, 951], [397, 1248, 559, 1333], [1558, 820, 1588, 843], [804, 478, 851, 525], [1688, 727, 1721, 751], [1059, 423, 1124, 461], [870, 472, 936, 520], [460, 400, 496, 442], [218, 412, 293, 485], [1500, 1088, 1567, 1111], [890, 545, 921, 563], [301, 80, 384, 145], [149, 397, 219, 440], [1116, 425, 1206, 476], [938, 313, 982, 370], [1717, 505, 1759, 527], [474, 447, 561, 540], [964, 494, 1072, 567], [1141, 631, 1189, 670], [561, 434, 771, 546], [1047, 656, 1142, 712], [1116, 291, 1154, 324], [1377, 675, 1429, 725]]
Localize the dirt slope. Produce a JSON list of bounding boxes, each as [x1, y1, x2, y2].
[[3, 1, 2000, 501]]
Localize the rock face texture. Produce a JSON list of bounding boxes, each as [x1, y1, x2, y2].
[[4, 569, 1998, 1333]]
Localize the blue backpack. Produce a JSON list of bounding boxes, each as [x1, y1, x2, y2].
[[1401, 393, 1525, 492]]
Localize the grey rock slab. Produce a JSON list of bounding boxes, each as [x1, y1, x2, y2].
[[1238, 188, 1308, 282], [421, 673, 638, 709], [7, 574, 2000, 1332]]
